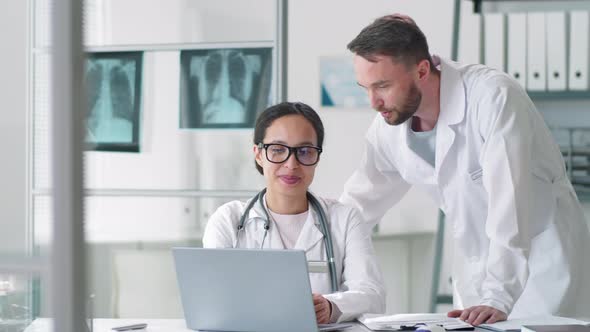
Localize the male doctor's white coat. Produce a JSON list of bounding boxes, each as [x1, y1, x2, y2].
[[341, 57, 590, 318], [202, 194, 386, 322]]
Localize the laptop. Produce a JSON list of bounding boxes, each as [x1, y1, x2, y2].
[[172, 247, 319, 332]]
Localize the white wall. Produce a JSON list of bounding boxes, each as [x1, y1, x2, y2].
[[0, 0, 28, 255]]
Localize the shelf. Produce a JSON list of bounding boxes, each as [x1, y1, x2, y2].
[[527, 91, 590, 100], [561, 147, 590, 157], [473, 0, 590, 14]]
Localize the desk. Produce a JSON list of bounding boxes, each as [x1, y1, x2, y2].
[[24, 318, 373, 332], [24, 318, 491, 332]]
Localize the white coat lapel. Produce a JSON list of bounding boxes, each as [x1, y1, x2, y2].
[[435, 58, 466, 177], [249, 195, 285, 249], [396, 119, 437, 184], [293, 208, 324, 254], [385, 116, 436, 184]]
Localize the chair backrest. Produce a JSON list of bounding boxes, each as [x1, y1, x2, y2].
[[112, 249, 183, 318]]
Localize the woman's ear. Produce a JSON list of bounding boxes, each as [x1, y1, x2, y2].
[[254, 145, 264, 168]]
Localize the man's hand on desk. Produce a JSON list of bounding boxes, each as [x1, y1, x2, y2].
[[447, 305, 507, 326], [312, 293, 332, 324]]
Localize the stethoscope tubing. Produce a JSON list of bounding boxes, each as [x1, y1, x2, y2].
[[236, 188, 338, 293]]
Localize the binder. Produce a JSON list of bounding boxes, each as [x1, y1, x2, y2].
[[527, 12, 547, 91], [507, 13, 527, 88], [546, 12, 567, 91], [484, 13, 505, 71], [569, 11, 589, 90], [458, 1, 481, 65]]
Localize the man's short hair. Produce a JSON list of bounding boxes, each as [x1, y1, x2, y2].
[[347, 14, 434, 69]]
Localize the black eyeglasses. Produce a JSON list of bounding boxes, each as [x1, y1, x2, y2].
[[258, 143, 322, 166]]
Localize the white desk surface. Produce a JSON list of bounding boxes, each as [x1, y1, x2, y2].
[[24, 318, 373, 332]]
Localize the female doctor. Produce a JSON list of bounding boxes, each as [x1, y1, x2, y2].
[[203, 102, 385, 324]]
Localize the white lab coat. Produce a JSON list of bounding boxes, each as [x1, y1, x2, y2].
[[341, 57, 590, 318], [202, 194, 386, 322]]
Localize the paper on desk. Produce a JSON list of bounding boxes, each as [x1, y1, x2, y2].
[[358, 313, 473, 331], [479, 316, 590, 332], [318, 322, 354, 331]]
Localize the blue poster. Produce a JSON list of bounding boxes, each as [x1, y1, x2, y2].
[[320, 56, 369, 108]]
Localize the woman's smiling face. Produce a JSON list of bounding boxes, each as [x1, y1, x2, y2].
[[254, 114, 319, 199]]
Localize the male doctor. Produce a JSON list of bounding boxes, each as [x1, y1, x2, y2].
[[341, 14, 590, 325]]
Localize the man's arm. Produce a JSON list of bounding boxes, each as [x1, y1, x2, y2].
[[465, 77, 535, 321], [323, 206, 386, 322], [340, 118, 411, 227]]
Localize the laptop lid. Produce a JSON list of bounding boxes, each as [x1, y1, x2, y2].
[[172, 247, 318, 332]]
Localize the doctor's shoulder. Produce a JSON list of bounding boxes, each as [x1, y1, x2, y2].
[[207, 200, 248, 229], [320, 197, 367, 231], [202, 200, 247, 246], [463, 65, 528, 104], [464, 68, 534, 127]]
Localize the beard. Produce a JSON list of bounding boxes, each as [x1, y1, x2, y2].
[[379, 83, 422, 126]]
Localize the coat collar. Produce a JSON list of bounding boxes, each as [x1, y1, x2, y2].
[[390, 57, 467, 182], [293, 204, 325, 253], [434, 56, 467, 176], [397, 121, 437, 184], [247, 193, 325, 252], [437, 56, 467, 127]]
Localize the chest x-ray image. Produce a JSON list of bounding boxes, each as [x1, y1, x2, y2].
[[180, 47, 272, 128], [85, 52, 142, 152]]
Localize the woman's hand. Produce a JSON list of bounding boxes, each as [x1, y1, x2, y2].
[[448, 305, 507, 326], [312, 293, 332, 324]]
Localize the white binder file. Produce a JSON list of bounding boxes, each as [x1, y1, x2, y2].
[[546, 12, 567, 91], [569, 11, 589, 90], [508, 13, 527, 88], [527, 12, 547, 91], [484, 13, 505, 71], [458, 5, 481, 65]]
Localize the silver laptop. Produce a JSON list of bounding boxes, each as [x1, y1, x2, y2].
[[172, 247, 319, 332]]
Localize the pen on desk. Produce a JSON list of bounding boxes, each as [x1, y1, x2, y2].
[[111, 323, 148, 331]]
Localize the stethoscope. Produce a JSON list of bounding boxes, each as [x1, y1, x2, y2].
[[236, 188, 338, 293]]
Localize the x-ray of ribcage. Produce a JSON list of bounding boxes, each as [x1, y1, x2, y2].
[[180, 48, 272, 128], [85, 58, 136, 144]]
